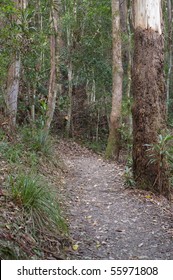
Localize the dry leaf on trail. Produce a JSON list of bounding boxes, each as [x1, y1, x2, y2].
[[96, 241, 101, 249], [72, 244, 79, 251]]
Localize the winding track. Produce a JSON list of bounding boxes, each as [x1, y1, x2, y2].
[[59, 140, 173, 260]]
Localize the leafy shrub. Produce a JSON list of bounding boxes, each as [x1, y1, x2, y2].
[[123, 155, 135, 187], [8, 173, 67, 233], [123, 166, 135, 187], [145, 134, 173, 164], [145, 133, 173, 189]]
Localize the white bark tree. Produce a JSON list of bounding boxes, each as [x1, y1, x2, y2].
[[105, 0, 123, 159], [5, 0, 28, 128], [6, 55, 20, 128], [6, 1, 21, 128]]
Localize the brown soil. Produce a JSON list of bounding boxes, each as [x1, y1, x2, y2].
[[58, 139, 173, 260]]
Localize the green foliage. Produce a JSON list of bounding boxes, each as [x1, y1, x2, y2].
[[84, 140, 106, 154], [123, 156, 135, 187], [123, 166, 135, 187], [0, 141, 23, 163], [61, 0, 112, 100], [0, 245, 23, 260], [0, 128, 6, 141], [8, 172, 67, 233], [145, 134, 173, 166], [0, 137, 38, 168], [21, 126, 52, 156], [145, 133, 173, 188], [119, 97, 133, 150], [119, 122, 132, 150]]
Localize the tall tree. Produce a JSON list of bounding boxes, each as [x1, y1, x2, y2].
[[5, 0, 23, 129], [166, 0, 172, 107], [105, 0, 123, 159], [132, 0, 170, 197], [43, 0, 61, 139]]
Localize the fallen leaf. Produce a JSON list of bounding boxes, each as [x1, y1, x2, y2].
[[145, 195, 152, 199], [96, 241, 101, 248], [86, 216, 92, 219], [72, 244, 79, 251]]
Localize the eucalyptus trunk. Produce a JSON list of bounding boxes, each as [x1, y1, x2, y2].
[[132, 0, 170, 198], [44, 0, 61, 139], [105, 0, 123, 160], [5, 0, 24, 128]]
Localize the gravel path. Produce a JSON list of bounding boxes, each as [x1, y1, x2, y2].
[[59, 140, 173, 260]]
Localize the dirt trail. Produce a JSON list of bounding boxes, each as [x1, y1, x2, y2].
[[59, 140, 173, 260]]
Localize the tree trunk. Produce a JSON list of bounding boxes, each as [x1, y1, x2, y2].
[[44, 33, 56, 135], [105, 0, 123, 160], [132, 0, 170, 198], [44, 0, 61, 139], [65, 58, 73, 137], [6, 54, 20, 128], [65, 1, 75, 138], [166, 0, 172, 109], [5, 0, 23, 129]]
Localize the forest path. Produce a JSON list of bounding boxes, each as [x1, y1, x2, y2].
[[58, 140, 173, 260]]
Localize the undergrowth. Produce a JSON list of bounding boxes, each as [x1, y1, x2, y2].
[[124, 133, 173, 191], [145, 133, 173, 191], [20, 126, 53, 156], [0, 126, 68, 259]]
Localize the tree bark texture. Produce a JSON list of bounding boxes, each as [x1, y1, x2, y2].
[[6, 55, 20, 128], [132, 0, 170, 197], [5, 0, 23, 128], [44, 33, 56, 135], [44, 0, 61, 139], [105, 0, 123, 160], [166, 0, 172, 107]]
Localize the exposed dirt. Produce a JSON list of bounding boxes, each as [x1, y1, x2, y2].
[[58, 140, 173, 260]]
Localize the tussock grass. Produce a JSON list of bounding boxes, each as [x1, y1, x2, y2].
[[8, 173, 67, 233]]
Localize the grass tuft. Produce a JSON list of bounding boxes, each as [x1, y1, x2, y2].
[[8, 173, 67, 234]]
